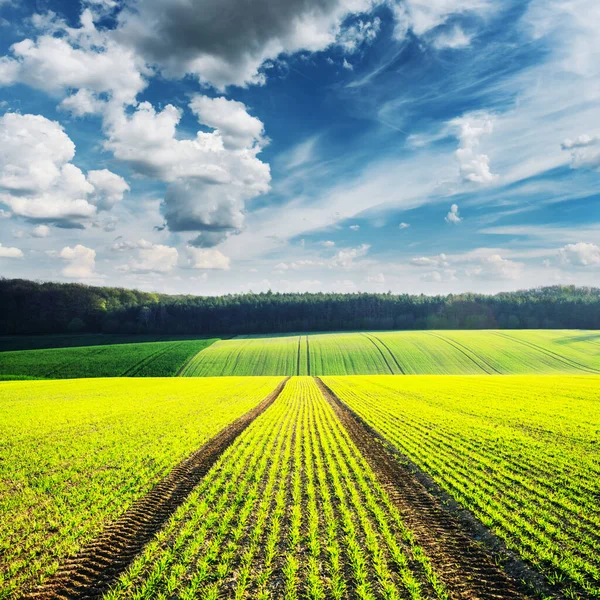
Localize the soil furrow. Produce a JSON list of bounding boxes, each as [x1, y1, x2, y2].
[[26, 377, 290, 600], [316, 377, 542, 600]]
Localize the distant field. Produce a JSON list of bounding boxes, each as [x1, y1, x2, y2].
[[182, 330, 600, 376], [0, 338, 219, 379], [0, 376, 282, 596], [325, 374, 600, 597]]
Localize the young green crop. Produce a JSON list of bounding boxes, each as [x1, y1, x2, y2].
[[181, 330, 600, 376], [323, 374, 600, 598], [0, 376, 282, 596], [106, 377, 446, 600], [0, 338, 219, 379]]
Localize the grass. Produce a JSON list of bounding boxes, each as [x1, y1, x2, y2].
[[0, 376, 282, 596], [0, 338, 219, 380], [323, 374, 600, 598], [182, 330, 600, 376], [105, 377, 446, 600]]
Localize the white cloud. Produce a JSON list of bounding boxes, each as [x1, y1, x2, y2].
[[398, 222, 410, 229], [561, 134, 598, 150], [432, 25, 472, 49], [450, 112, 498, 183], [0, 243, 23, 258], [561, 133, 600, 171], [0, 112, 127, 224], [116, 0, 378, 90], [338, 17, 381, 52], [342, 58, 354, 71], [331, 243, 370, 268], [411, 253, 449, 268], [445, 203, 462, 224], [465, 254, 523, 280], [390, 0, 491, 44], [322, 240, 335, 247], [559, 242, 600, 267], [189, 95, 266, 150], [59, 89, 104, 117], [31, 224, 50, 238], [119, 240, 179, 273], [186, 246, 231, 270], [421, 269, 457, 283], [349, 224, 360, 231], [59, 244, 96, 278], [0, 9, 148, 108], [103, 99, 270, 241]]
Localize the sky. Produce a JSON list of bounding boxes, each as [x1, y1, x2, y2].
[[0, 0, 599, 296]]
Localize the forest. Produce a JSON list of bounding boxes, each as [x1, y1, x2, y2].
[[1, 278, 600, 335]]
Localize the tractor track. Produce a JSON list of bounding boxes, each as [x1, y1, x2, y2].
[[316, 377, 550, 600], [26, 377, 290, 600]]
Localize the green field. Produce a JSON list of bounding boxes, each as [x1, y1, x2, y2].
[[324, 374, 600, 598], [2, 373, 599, 598], [105, 377, 445, 600], [0, 376, 282, 596], [182, 330, 600, 376], [0, 338, 219, 380]]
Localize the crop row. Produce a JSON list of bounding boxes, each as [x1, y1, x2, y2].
[[105, 377, 446, 600], [324, 375, 600, 598], [0, 376, 282, 597]]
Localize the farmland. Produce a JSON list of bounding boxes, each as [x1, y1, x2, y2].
[[1, 331, 599, 599], [0, 338, 219, 380], [323, 375, 600, 598], [104, 377, 449, 600], [0, 376, 282, 596], [182, 330, 600, 376]]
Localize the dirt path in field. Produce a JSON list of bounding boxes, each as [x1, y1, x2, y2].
[[27, 377, 290, 600], [316, 377, 542, 600]]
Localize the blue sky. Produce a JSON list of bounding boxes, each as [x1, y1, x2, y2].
[[0, 0, 599, 295]]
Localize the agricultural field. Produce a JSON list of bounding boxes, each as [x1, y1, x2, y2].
[[324, 375, 600, 598], [182, 330, 600, 376], [0, 338, 219, 380], [0, 376, 282, 596], [104, 377, 448, 600]]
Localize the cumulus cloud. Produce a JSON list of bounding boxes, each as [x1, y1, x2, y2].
[[0, 113, 128, 224], [411, 253, 449, 268], [421, 269, 457, 283], [118, 239, 179, 273], [322, 240, 336, 247], [561, 133, 600, 171], [559, 242, 600, 267], [31, 224, 50, 238], [189, 95, 266, 150], [432, 25, 472, 49], [59, 89, 104, 117], [445, 204, 462, 224], [186, 246, 231, 270], [86, 169, 130, 211], [0, 243, 23, 258], [331, 243, 370, 268], [465, 254, 523, 280], [398, 222, 410, 229], [116, 0, 378, 90], [337, 17, 381, 52], [0, 9, 148, 109], [59, 244, 96, 278], [390, 0, 490, 44], [102, 98, 270, 243], [450, 112, 498, 183], [349, 224, 360, 231]]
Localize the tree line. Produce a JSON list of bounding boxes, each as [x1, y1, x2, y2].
[[1, 278, 600, 335]]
